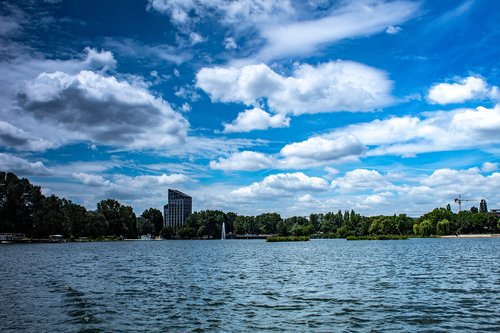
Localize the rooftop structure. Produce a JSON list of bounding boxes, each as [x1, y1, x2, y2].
[[163, 189, 192, 228]]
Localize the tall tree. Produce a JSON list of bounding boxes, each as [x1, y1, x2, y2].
[[0, 171, 43, 236], [97, 199, 137, 238], [141, 208, 163, 236]]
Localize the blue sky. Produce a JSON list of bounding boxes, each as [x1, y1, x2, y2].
[[1, 0, 499, 217]]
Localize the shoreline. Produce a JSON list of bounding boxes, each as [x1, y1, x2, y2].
[[440, 234, 500, 238]]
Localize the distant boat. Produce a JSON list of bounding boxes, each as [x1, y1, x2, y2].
[[49, 235, 64, 243]]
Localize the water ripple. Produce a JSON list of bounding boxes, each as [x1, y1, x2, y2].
[[1, 238, 499, 332]]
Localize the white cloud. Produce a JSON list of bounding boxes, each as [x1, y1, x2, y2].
[[72, 172, 191, 201], [231, 172, 329, 198], [148, 1, 419, 62], [83, 47, 117, 71], [324, 167, 340, 179], [255, 1, 419, 61], [73, 173, 111, 187], [0, 120, 56, 151], [329, 104, 500, 157], [428, 76, 499, 104], [180, 102, 191, 112], [482, 162, 498, 173], [189, 32, 205, 45], [210, 151, 275, 171], [361, 194, 385, 205], [147, 0, 293, 28], [451, 105, 500, 139], [0, 153, 51, 176], [209, 135, 364, 172], [331, 169, 390, 193], [223, 107, 289, 133], [297, 194, 317, 203], [281, 135, 365, 162], [17, 69, 189, 149], [196, 61, 393, 115], [0, 48, 189, 152], [224, 37, 238, 49], [386, 26, 402, 34]]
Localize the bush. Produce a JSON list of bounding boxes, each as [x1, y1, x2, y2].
[[266, 235, 309, 242]]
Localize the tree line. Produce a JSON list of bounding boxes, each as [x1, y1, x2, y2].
[[0, 172, 162, 239], [1, 171, 499, 239]]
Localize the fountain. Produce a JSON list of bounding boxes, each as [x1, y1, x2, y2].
[[221, 221, 226, 240]]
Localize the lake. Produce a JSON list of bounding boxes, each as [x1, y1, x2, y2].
[[1, 238, 499, 332]]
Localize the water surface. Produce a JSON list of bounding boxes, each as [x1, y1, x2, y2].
[[1, 238, 499, 332]]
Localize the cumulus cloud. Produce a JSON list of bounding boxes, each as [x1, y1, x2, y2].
[[281, 135, 365, 162], [73, 172, 111, 187], [0, 48, 188, 152], [223, 107, 289, 133], [197, 61, 393, 115], [0, 153, 51, 176], [428, 76, 499, 104], [331, 169, 390, 193], [17, 69, 189, 149], [481, 162, 498, 173], [386, 26, 402, 34], [210, 151, 275, 171], [231, 172, 329, 198], [0, 120, 56, 151], [329, 104, 500, 157], [209, 135, 364, 172], [83, 47, 117, 71], [72, 172, 191, 200]]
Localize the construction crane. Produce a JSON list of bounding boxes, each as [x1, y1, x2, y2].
[[454, 195, 478, 212]]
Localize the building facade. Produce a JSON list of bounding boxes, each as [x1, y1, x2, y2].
[[163, 189, 192, 228]]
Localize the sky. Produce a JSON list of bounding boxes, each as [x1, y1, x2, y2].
[[0, 0, 499, 217]]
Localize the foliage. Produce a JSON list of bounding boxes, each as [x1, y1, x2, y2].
[[141, 208, 163, 236], [266, 235, 309, 242], [97, 199, 137, 238], [136, 216, 154, 236], [346, 235, 409, 240], [1, 171, 499, 241], [160, 226, 175, 239], [436, 219, 450, 236]]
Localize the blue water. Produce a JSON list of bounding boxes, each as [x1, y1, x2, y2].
[[1, 238, 499, 332]]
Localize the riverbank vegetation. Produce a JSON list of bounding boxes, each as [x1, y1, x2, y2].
[[266, 236, 309, 242], [1, 171, 499, 240]]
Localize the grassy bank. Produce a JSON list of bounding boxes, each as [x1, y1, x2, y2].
[[266, 236, 310, 242], [346, 235, 409, 241]]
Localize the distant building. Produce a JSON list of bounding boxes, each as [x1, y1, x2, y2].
[[491, 209, 500, 217], [163, 189, 192, 228]]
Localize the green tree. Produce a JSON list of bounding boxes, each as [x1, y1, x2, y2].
[[137, 216, 154, 236], [436, 219, 450, 236], [141, 208, 163, 236], [0, 171, 44, 236], [86, 211, 108, 238], [35, 195, 68, 238], [62, 200, 88, 238], [97, 199, 137, 238], [160, 226, 175, 239], [256, 212, 281, 234]]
